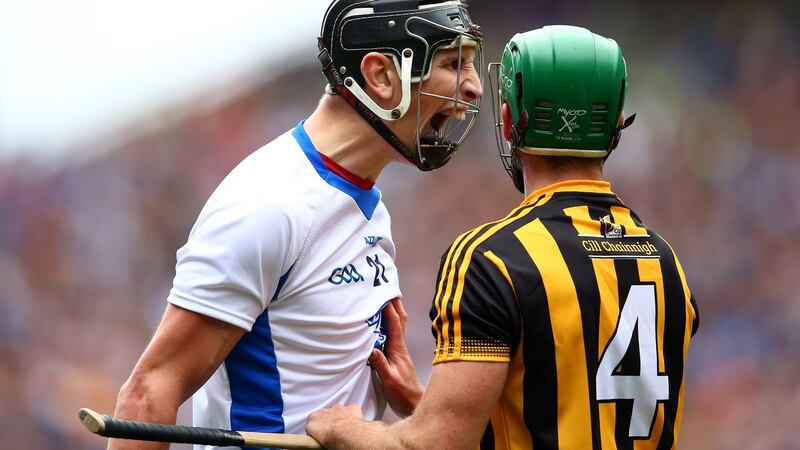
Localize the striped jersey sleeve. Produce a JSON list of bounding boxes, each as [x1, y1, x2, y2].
[[428, 193, 551, 364], [429, 243, 520, 363]]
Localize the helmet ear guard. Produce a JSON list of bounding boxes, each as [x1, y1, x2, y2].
[[343, 48, 414, 121], [318, 0, 483, 171], [489, 25, 636, 191]]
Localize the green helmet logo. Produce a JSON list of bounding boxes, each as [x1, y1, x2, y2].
[[489, 25, 634, 191]]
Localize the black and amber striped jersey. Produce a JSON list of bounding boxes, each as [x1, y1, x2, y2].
[[430, 180, 699, 450]]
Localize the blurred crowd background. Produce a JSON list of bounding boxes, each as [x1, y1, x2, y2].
[[1, 1, 799, 448]]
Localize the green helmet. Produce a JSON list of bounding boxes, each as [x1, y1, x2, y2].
[[489, 25, 635, 192]]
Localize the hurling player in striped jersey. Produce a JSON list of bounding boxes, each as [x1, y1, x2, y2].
[[308, 25, 698, 450], [109, 1, 484, 449]]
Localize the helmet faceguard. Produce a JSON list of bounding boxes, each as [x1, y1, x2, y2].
[[318, 0, 483, 171], [489, 25, 636, 192]]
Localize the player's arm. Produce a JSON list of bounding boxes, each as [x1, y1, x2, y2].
[[108, 304, 245, 450], [307, 359, 508, 450]]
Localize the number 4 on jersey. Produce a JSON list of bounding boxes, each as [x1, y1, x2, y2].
[[596, 284, 668, 438]]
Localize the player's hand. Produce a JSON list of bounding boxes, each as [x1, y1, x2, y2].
[[306, 404, 363, 448], [369, 298, 423, 417]]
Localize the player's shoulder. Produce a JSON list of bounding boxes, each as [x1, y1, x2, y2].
[[195, 130, 321, 230], [230, 129, 316, 188], [439, 204, 535, 266], [644, 226, 683, 261], [471, 202, 544, 242]]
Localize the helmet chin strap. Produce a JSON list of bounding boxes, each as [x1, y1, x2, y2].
[[508, 110, 529, 193], [509, 151, 525, 193], [605, 113, 637, 161]]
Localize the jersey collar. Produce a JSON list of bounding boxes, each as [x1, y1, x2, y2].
[[292, 121, 382, 220], [520, 180, 613, 206]]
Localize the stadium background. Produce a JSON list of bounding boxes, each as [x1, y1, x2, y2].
[[1, 1, 799, 448]]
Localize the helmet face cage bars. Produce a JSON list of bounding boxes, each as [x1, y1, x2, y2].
[[318, 0, 483, 171], [410, 18, 483, 170], [488, 61, 524, 192]]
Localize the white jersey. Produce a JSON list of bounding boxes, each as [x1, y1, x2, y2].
[[167, 122, 401, 448]]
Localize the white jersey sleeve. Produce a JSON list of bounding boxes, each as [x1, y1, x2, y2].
[[167, 156, 310, 331]]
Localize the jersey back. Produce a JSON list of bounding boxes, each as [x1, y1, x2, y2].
[[431, 180, 699, 450]]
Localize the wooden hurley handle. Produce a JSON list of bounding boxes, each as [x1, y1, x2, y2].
[[78, 408, 323, 449]]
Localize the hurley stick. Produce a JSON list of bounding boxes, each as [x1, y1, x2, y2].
[[78, 408, 322, 449]]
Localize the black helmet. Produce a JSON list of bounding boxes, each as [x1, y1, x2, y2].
[[318, 0, 483, 171]]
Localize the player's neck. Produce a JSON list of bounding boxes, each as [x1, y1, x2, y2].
[[522, 155, 605, 197], [304, 96, 402, 182]]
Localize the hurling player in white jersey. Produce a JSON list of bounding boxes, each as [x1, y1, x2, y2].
[[109, 1, 483, 449]]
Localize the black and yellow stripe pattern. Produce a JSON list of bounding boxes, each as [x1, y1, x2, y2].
[[429, 180, 699, 450]]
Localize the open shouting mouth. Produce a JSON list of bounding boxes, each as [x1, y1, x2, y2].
[[424, 108, 467, 140]]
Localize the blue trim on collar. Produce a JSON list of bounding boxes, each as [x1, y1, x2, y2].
[[292, 121, 381, 220]]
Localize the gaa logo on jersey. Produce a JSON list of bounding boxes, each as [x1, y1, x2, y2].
[[328, 264, 364, 285]]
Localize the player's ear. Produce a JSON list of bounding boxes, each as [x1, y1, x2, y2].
[[501, 103, 513, 142], [361, 52, 400, 106]]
